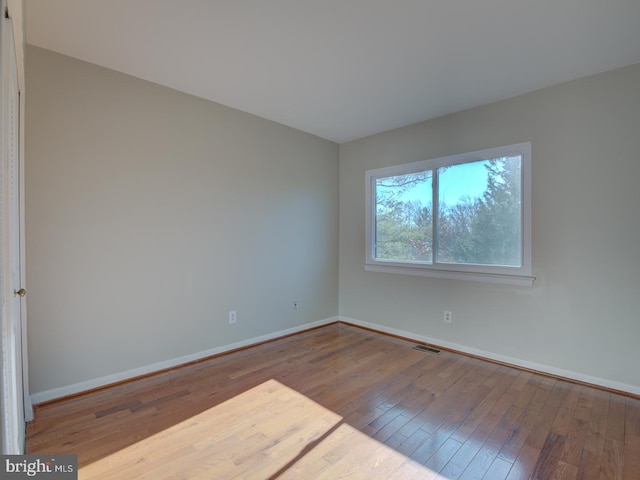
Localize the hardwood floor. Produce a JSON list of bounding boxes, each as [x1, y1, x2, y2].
[[26, 323, 640, 479]]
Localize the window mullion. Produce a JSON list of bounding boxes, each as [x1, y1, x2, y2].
[[431, 168, 438, 265]]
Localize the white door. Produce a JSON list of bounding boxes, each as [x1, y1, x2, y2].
[[0, 11, 28, 454]]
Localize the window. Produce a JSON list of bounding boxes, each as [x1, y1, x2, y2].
[[365, 143, 533, 286]]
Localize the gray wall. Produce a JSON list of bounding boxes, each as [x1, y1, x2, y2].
[[26, 46, 339, 396], [26, 44, 640, 398], [339, 64, 640, 390]]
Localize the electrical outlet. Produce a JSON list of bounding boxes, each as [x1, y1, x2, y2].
[[444, 310, 453, 324], [229, 310, 237, 324], [293, 300, 299, 310]]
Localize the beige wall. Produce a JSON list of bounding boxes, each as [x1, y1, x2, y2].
[[26, 44, 640, 399], [339, 63, 640, 391], [26, 46, 339, 396]]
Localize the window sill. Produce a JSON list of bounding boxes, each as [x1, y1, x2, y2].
[[364, 263, 535, 287]]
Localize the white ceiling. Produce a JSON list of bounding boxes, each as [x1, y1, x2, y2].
[[25, 0, 640, 143]]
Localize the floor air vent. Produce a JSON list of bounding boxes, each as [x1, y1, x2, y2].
[[413, 345, 441, 354]]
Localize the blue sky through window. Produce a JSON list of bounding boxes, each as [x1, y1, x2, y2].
[[393, 160, 490, 206], [439, 160, 489, 205]]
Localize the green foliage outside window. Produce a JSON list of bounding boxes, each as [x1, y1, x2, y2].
[[375, 156, 522, 267]]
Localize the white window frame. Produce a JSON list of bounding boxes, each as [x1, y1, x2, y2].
[[365, 143, 534, 287]]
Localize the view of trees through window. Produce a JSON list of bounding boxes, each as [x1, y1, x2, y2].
[[375, 156, 522, 267]]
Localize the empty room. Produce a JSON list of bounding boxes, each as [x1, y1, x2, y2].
[[1, 0, 639, 478]]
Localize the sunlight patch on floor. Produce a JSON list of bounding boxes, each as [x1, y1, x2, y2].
[[79, 379, 447, 479]]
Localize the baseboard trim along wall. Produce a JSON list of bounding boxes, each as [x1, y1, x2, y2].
[[30, 316, 340, 405], [31, 314, 640, 405], [340, 316, 640, 398]]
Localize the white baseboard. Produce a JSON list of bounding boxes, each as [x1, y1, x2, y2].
[[339, 316, 640, 397], [31, 315, 639, 405], [30, 316, 339, 405]]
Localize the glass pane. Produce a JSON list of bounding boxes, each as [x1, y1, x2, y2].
[[375, 172, 433, 262], [437, 156, 522, 267]]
